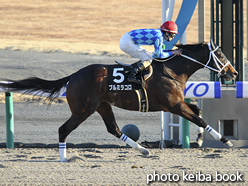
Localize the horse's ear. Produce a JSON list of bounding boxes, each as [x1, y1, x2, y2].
[[210, 37, 216, 50]]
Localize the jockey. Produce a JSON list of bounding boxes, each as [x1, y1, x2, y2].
[[119, 21, 182, 84]]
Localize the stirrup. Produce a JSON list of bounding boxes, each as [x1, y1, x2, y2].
[[127, 73, 142, 84]]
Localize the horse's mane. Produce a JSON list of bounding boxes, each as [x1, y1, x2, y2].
[[175, 42, 207, 55]]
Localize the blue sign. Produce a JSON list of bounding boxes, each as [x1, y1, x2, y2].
[[236, 81, 248, 98]]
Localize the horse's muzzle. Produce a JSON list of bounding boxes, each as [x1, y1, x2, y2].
[[221, 71, 238, 81]]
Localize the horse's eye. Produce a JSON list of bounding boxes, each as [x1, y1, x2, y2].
[[216, 52, 224, 59]]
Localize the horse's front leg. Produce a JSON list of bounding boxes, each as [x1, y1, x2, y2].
[[171, 101, 233, 147], [96, 102, 149, 155], [196, 126, 204, 147]]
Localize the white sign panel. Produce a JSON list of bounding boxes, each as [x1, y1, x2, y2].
[[184, 81, 221, 98]]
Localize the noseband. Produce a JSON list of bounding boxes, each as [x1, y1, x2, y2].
[[180, 43, 230, 77]]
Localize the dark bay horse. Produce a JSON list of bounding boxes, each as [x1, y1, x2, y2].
[[0, 39, 237, 162]]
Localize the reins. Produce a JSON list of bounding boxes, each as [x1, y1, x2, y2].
[[179, 43, 230, 77], [152, 42, 230, 84], [153, 55, 176, 62]]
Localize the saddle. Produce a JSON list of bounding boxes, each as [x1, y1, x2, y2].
[[115, 60, 153, 83]]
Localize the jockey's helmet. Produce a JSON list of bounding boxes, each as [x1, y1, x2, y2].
[[160, 21, 179, 34]]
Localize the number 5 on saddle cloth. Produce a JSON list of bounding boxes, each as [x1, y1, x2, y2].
[[107, 61, 152, 112]]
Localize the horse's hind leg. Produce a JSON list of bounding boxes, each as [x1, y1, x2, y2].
[[58, 112, 93, 162], [184, 102, 204, 147], [96, 102, 149, 155]]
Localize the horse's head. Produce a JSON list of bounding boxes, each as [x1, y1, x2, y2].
[[209, 38, 238, 81]]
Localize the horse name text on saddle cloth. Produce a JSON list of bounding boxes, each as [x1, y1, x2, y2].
[[109, 67, 131, 91]]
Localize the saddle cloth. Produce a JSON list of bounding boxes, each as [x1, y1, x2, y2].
[[107, 62, 151, 112]]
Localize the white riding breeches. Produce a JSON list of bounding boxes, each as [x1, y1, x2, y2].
[[119, 32, 153, 63]]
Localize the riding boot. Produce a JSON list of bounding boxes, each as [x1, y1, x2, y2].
[[127, 60, 151, 84]]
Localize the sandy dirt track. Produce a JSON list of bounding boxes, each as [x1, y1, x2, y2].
[[0, 148, 247, 185]]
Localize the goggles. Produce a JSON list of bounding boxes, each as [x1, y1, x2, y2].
[[168, 32, 176, 38]]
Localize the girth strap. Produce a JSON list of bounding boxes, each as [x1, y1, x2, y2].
[[135, 88, 149, 112]]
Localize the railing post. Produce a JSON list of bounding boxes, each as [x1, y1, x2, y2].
[[182, 98, 191, 148], [5, 92, 14, 148]]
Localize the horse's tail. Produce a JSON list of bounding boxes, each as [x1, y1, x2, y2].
[[0, 75, 72, 103]]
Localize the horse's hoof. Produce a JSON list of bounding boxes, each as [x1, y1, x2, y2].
[[196, 133, 203, 147], [221, 137, 233, 147], [196, 138, 203, 147], [224, 141, 233, 147], [140, 148, 150, 155]]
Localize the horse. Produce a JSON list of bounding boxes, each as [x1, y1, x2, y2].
[[0, 39, 238, 162]]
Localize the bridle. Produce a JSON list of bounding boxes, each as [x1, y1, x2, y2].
[[180, 43, 230, 78]]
